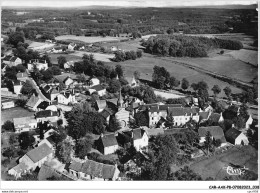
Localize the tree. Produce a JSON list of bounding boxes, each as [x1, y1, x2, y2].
[[115, 64, 124, 78], [56, 139, 73, 164], [108, 79, 121, 93], [130, 50, 137, 60], [7, 31, 25, 47], [16, 64, 26, 72], [114, 51, 126, 62], [38, 121, 50, 140], [21, 80, 34, 95], [247, 127, 258, 150], [136, 50, 143, 58], [9, 134, 18, 145], [2, 147, 16, 159], [213, 138, 222, 148], [170, 166, 202, 180], [108, 115, 122, 132], [134, 110, 149, 127], [152, 65, 170, 89], [18, 132, 35, 150], [181, 78, 189, 90], [138, 134, 178, 180], [2, 120, 15, 132], [212, 85, 221, 97], [204, 131, 213, 156], [57, 56, 67, 69], [223, 86, 232, 99], [49, 66, 61, 75], [169, 76, 180, 89], [74, 136, 94, 159], [143, 86, 157, 104]]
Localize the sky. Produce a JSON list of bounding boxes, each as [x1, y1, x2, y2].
[[1, 0, 257, 7]]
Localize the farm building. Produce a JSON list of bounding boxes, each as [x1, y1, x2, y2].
[[56, 90, 76, 105], [25, 94, 43, 111], [198, 126, 227, 147], [88, 84, 106, 96], [225, 128, 249, 145], [2, 56, 22, 67], [28, 59, 48, 71], [35, 110, 59, 123], [13, 116, 37, 133], [95, 133, 119, 155]]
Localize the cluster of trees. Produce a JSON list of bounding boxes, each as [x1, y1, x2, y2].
[[113, 50, 142, 62], [143, 35, 243, 57], [152, 65, 180, 89]]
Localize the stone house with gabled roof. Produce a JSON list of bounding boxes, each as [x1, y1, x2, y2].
[[35, 110, 59, 123], [57, 90, 76, 105], [225, 128, 249, 145], [13, 116, 37, 133], [95, 133, 119, 155], [117, 128, 149, 151], [68, 159, 120, 181], [3, 55, 22, 67], [198, 126, 227, 147], [17, 143, 53, 172], [89, 84, 106, 96], [25, 94, 43, 111], [167, 106, 200, 127]]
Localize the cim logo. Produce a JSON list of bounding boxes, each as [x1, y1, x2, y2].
[[223, 165, 249, 176]]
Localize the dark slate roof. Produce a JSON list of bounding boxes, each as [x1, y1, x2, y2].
[[100, 108, 113, 119], [3, 55, 12, 61], [100, 133, 118, 147], [198, 126, 226, 143], [13, 80, 24, 86], [132, 128, 143, 140], [106, 98, 118, 106], [208, 113, 221, 123], [199, 111, 210, 121], [225, 128, 242, 144], [168, 107, 199, 116], [36, 110, 58, 118], [37, 101, 50, 110], [90, 84, 105, 91], [10, 56, 18, 62], [26, 143, 53, 163]]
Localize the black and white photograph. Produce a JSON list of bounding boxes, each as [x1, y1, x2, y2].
[[0, 0, 259, 191]]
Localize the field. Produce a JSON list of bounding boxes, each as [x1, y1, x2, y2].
[[48, 53, 82, 64], [55, 35, 128, 44], [105, 55, 242, 97], [228, 49, 258, 67], [190, 146, 258, 180], [171, 53, 257, 83], [1, 107, 35, 125], [99, 39, 143, 51], [70, 51, 114, 62]]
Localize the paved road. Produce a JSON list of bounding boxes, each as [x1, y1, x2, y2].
[[28, 77, 50, 102]]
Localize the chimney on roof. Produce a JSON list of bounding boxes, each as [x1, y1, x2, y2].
[[101, 133, 104, 138], [232, 123, 235, 128], [51, 111, 53, 116], [131, 129, 134, 139]]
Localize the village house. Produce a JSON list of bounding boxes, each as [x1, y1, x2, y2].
[[225, 128, 249, 145], [13, 80, 24, 94], [56, 90, 76, 105], [13, 116, 37, 133], [68, 160, 120, 181], [130, 76, 138, 88], [166, 106, 200, 127], [27, 59, 48, 71], [198, 126, 227, 147], [8, 162, 30, 179], [64, 61, 75, 69], [49, 88, 60, 101], [89, 77, 100, 87], [2, 55, 22, 67], [25, 94, 43, 111], [54, 73, 78, 88], [94, 100, 107, 112], [1, 98, 15, 109], [89, 84, 106, 96], [16, 72, 29, 82], [35, 110, 59, 123], [110, 46, 118, 52], [51, 47, 64, 53], [68, 43, 77, 51], [95, 133, 119, 155], [118, 128, 149, 151], [19, 143, 53, 170], [245, 114, 253, 129], [100, 107, 114, 124]]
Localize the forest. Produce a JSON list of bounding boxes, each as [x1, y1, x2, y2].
[[2, 6, 258, 38], [142, 34, 243, 57]]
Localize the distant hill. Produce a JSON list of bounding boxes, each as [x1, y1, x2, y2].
[[2, 4, 257, 10]]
